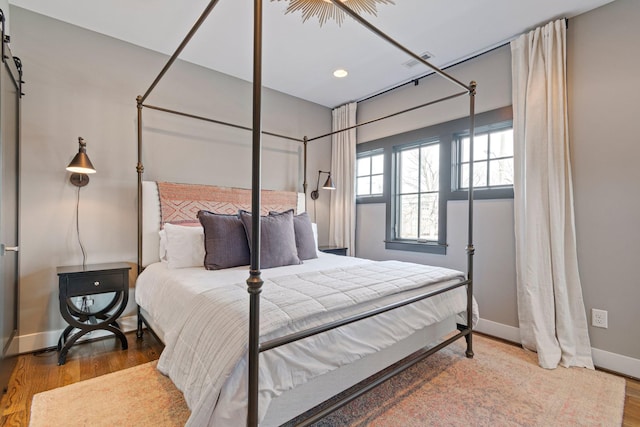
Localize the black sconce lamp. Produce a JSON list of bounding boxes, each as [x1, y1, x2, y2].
[[66, 137, 96, 187], [310, 170, 335, 200]]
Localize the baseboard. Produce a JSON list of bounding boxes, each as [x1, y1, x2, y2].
[[592, 347, 640, 380], [475, 318, 521, 344], [474, 317, 640, 379], [18, 315, 138, 354]]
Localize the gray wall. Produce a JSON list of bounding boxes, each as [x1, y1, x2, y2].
[[10, 6, 332, 350], [356, 0, 640, 371], [356, 45, 520, 336], [568, 0, 640, 360]]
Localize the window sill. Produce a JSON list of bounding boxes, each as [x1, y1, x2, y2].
[[356, 195, 386, 204], [384, 240, 447, 255]]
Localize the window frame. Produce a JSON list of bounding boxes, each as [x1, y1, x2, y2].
[[356, 149, 385, 201], [450, 121, 515, 201], [356, 105, 513, 255], [392, 138, 442, 244]]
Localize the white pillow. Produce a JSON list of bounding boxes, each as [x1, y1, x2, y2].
[[163, 223, 205, 269], [158, 229, 167, 262], [311, 222, 319, 249]]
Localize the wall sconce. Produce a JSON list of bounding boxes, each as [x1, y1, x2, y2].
[[310, 170, 336, 200], [66, 137, 96, 187]]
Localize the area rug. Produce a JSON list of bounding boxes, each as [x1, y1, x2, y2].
[[29, 335, 625, 426]]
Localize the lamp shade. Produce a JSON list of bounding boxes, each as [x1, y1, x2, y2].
[[66, 137, 96, 174], [322, 174, 335, 190]]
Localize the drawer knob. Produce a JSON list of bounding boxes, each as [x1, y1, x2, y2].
[[94, 281, 100, 286]]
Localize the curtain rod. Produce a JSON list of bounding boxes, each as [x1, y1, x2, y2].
[[357, 17, 568, 105]]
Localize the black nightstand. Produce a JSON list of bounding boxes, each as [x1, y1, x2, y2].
[[56, 262, 131, 365], [318, 246, 348, 256]]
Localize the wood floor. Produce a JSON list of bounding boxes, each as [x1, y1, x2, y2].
[[0, 332, 638, 426], [0, 332, 163, 426]]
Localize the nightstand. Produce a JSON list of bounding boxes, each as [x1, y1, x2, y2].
[[56, 262, 131, 365], [318, 246, 348, 256]]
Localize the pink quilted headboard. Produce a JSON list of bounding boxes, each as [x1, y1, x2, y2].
[[157, 181, 299, 227]]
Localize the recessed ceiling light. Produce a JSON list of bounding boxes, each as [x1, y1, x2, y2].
[[333, 69, 348, 78]]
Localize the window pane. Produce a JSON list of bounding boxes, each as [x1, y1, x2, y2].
[[399, 148, 420, 194], [371, 154, 384, 174], [489, 158, 514, 186], [398, 194, 418, 239], [420, 144, 439, 192], [419, 193, 439, 241], [371, 174, 383, 195], [490, 129, 514, 158], [474, 133, 489, 161], [461, 161, 488, 188], [461, 137, 470, 163], [356, 176, 371, 196], [357, 157, 370, 177], [474, 161, 488, 187]]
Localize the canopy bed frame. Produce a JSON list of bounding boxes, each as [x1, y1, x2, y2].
[[135, 0, 477, 425]]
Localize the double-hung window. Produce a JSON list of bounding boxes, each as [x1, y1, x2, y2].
[[394, 139, 440, 243]]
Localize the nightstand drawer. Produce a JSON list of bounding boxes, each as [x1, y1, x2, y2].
[[318, 246, 348, 256], [63, 270, 127, 297]]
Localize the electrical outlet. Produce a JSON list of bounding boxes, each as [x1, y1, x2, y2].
[[592, 308, 608, 328]]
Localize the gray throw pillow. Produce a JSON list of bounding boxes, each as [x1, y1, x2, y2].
[[197, 210, 250, 270], [270, 210, 317, 260], [239, 210, 301, 269]]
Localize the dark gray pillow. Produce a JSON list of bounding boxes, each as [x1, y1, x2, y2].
[[197, 210, 250, 270], [270, 210, 317, 260], [239, 210, 301, 269]]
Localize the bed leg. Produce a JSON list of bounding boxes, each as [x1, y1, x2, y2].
[[457, 323, 474, 358], [465, 332, 474, 358]]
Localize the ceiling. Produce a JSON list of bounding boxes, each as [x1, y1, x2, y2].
[[10, 0, 615, 108]]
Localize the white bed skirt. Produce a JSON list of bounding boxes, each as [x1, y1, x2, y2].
[[139, 307, 457, 426]]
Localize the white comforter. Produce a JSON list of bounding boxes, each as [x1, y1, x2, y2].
[[135, 254, 475, 426]]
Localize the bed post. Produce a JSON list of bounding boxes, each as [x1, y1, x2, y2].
[[246, 0, 263, 425], [465, 81, 477, 359], [136, 95, 145, 339]]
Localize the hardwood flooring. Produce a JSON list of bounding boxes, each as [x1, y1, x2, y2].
[[0, 332, 163, 426], [0, 332, 638, 426]]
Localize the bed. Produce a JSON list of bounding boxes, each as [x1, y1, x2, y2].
[[136, 181, 477, 425], [134, 1, 479, 425]]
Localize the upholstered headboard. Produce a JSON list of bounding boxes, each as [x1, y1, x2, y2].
[[141, 181, 305, 267]]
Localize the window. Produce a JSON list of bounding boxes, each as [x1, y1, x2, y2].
[[356, 151, 384, 197], [356, 106, 513, 255], [455, 126, 514, 191], [394, 140, 440, 242]]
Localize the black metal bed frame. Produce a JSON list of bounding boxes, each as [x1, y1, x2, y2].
[[135, 1, 477, 425]]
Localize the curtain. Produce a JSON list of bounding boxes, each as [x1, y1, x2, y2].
[[511, 19, 593, 369], [329, 102, 357, 256]]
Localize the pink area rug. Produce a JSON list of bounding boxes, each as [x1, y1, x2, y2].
[[29, 334, 625, 426]]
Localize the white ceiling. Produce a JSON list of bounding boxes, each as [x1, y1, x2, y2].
[[10, 0, 615, 107]]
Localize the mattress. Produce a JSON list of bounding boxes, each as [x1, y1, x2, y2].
[[135, 253, 476, 426]]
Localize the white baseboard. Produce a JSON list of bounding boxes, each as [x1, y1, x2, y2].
[[592, 347, 640, 380], [18, 315, 138, 354], [475, 317, 640, 379], [475, 318, 521, 343]]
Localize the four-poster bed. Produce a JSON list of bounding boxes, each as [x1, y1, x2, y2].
[[134, 0, 478, 425]]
